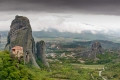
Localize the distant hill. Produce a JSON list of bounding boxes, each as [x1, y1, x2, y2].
[[32, 30, 109, 40], [1, 29, 120, 42], [1, 30, 120, 51], [0, 31, 8, 37], [32, 29, 120, 43], [72, 40, 120, 50]]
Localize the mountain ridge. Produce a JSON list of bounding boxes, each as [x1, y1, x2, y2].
[[1, 28, 120, 42]]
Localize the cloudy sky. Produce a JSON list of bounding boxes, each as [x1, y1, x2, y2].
[[0, 0, 120, 33]]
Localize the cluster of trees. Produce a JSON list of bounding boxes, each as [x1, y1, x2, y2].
[[97, 51, 119, 64], [0, 50, 104, 80], [84, 51, 119, 65], [0, 51, 53, 80], [103, 63, 120, 79], [0, 51, 37, 80], [1, 49, 119, 80]]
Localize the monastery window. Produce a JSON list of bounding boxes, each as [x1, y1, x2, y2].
[[12, 49, 15, 52]]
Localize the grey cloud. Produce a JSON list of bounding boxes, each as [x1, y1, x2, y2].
[[0, 0, 120, 15], [52, 15, 73, 18]]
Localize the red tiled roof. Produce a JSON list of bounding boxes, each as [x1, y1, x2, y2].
[[12, 46, 23, 50]]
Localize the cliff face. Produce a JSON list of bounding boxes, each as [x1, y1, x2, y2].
[[5, 15, 39, 68], [5, 15, 35, 53], [36, 41, 49, 68]]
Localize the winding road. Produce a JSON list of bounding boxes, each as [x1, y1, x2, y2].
[[99, 67, 106, 80]]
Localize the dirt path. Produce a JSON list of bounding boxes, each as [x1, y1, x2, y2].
[[99, 67, 106, 80], [99, 71, 102, 76]]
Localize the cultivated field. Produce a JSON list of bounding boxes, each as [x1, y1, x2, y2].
[[72, 64, 104, 69]]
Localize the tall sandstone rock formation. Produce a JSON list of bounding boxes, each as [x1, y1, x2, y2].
[[91, 41, 103, 61], [36, 40, 49, 68], [75, 41, 103, 59], [5, 15, 39, 68], [91, 41, 103, 54]]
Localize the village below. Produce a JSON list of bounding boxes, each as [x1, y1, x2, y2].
[[0, 15, 120, 80]]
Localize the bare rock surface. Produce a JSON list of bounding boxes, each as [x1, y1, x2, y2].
[[36, 40, 49, 68], [5, 15, 39, 68]]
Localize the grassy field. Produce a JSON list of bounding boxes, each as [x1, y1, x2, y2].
[[71, 64, 104, 69]]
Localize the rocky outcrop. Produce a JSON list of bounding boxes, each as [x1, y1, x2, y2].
[[75, 41, 103, 59], [36, 40, 49, 68], [5, 15, 39, 68], [91, 41, 103, 54], [91, 41, 103, 61]]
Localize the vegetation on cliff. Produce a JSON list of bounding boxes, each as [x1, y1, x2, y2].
[[0, 50, 103, 80], [0, 51, 51, 80]]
